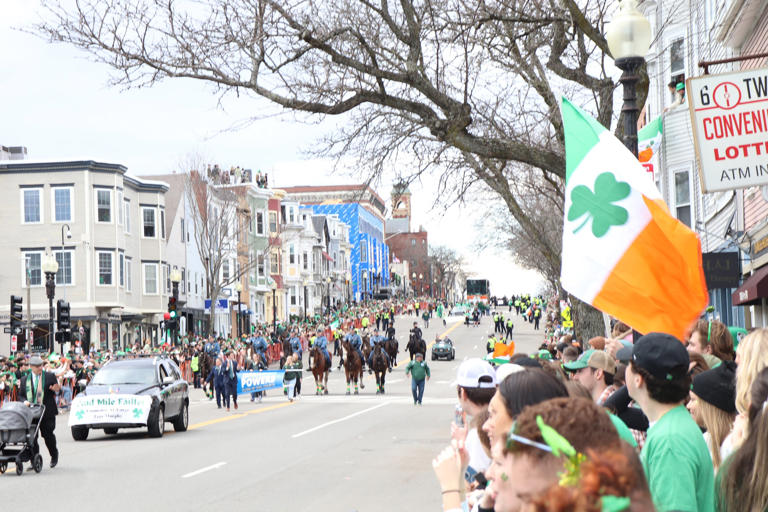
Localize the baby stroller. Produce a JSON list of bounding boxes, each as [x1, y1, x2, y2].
[[0, 402, 45, 476]]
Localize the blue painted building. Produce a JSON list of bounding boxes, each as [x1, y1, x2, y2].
[[283, 186, 389, 301]]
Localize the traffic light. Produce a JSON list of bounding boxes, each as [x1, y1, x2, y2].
[[57, 300, 71, 330], [167, 296, 178, 330], [10, 295, 22, 335]]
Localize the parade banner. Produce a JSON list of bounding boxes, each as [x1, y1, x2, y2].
[[560, 97, 707, 340], [687, 68, 768, 192], [236, 370, 286, 394], [68, 394, 152, 426]]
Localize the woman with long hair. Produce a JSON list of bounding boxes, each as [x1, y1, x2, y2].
[[687, 362, 737, 470], [717, 367, 768, 511]]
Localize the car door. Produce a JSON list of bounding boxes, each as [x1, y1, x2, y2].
[[157, 363, 176, 416], [164, 361, 185, 416]]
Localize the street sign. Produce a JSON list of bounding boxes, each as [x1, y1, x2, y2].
[[687, 67, 768, 192], [3, 327, 10, 334]]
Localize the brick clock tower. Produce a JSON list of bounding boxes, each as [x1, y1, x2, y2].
[[391, 182, 411, 232]]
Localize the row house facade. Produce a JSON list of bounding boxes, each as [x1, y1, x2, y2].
[[0, 160, 170, 355]]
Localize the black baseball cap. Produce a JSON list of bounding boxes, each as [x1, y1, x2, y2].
[[631, 332, 689, 380], [692, 360, 737, 414]]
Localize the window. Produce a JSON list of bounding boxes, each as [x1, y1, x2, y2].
[[98, 251, 113, 285], [270, 251, 279, 274], [303, 252, 308, 270], [164, 264, 170, 294], [117, 191, 123, 225], [126, 258, 133, 292], [119, 253, 125, 287], [23, 251, 42, 286], [360, 242, 368, 262], [180, 218, 185, 243], [669, 38, 685, 77], [269, 212, 278, 233], [52, 187, 73, 222], [256, 212, 264, 234], [289, 207, 295, 224], [124, 199, 131, 233], [290, 287, 297, 305], [142, 208, 156, 238], [55, 250, 73, 285], [160, 209, 166, 239], [181, 268, 186, 294], [143, 263, 158, 295], [674, 170, 692, 227], [96, 189, 112, 223], [289, 245, 296, 264], [257, 254, 265, 277], [223, 258, 230, 282], [22, 188, 42, 223], [411, 239, 416, 246], [195, 272, 199, 295]]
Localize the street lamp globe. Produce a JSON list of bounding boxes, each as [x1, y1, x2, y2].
[[326, 277, 332, 284], [412, 272, 416, 279], [270, 279, 277, 291], [419, 273, 423, 279], [235, 281, 242, 292], [170, 268, 182, 283], [605, 0, 651, 60], [42, 253, 59, 275], [303, 279, 309, 286]]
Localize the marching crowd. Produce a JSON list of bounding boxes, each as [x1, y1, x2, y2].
[[431, 299, 768, 512]]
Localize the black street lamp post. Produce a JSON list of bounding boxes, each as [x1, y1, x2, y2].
[[42, 254, 59, 353], [270, 279, 277, 335], [605, 0, 652, 158], [235, 281, 242, 338]]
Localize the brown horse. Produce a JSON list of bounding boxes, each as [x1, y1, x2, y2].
[[384, 338, 398, 372], [371, 343, 388, 394], [361, 334, 372, 364], [341, 340, 365, 395], [310, 345, 329, 395]]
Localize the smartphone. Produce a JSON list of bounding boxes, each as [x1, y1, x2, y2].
[[454, 405, 465, 428]]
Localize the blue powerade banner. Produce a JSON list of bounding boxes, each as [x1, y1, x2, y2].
[[236, 370, 285, 394]]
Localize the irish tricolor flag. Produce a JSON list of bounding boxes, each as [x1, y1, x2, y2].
[[560, 98, 707, 340]]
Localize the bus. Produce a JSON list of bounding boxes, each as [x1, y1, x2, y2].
[[466, 279, 490, 304]]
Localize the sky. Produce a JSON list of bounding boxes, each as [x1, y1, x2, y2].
[[0, 1, 545, 295]]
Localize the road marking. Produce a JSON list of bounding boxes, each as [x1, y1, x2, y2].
[[291, 402, 389, 438], [182, 461, 226, 478], [188, 402, 293, 430], [395, 321, 462, 368]]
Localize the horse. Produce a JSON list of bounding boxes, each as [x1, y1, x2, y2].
[[310, 345, 329, 395], [341, 340, 364, 395], [407, 333, 426, 361], [361, 334, 372, 364], [371, 343, 389, 394], [198, 352, 214, 398], [279, 334, 292, 369], [384, 338, 398, 373]]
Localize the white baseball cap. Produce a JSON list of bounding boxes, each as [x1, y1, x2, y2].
[[456, 359, 497, 389]]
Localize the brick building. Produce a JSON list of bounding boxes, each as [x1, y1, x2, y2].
[[385, 183, 431, 296]]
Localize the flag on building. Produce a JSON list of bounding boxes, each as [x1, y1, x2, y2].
[[559, 98, 708, 340], [638, 115, 663, 182]]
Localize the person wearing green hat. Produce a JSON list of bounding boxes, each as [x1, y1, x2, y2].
[[564, 349, 617, 406], [20, 355, 61, 468]]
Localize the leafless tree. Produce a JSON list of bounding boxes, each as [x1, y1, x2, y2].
[[428, 245, 465, 299], [35, 0, 650, 337]]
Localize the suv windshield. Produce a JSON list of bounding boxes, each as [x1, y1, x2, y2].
[[91, 366, 157, 385]]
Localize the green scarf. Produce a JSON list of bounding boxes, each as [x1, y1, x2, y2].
[[25, 372, 43, 404]]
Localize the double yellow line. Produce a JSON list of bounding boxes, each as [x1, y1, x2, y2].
[[187, 401, 293, 430]]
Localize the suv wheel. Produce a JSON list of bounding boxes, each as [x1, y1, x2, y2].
[[147, 405, 165, 438], [71, 426, 89, 441], [172, 401, 189, 432]]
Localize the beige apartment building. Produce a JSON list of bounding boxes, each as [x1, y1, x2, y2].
[[0, 160, 169, 354]]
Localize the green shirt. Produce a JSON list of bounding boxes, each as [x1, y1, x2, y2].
[[641, 405, 716, 512], [405, 360, 430, 381]]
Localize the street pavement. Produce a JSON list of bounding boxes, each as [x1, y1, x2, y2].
[[1, 306, 544, 511]]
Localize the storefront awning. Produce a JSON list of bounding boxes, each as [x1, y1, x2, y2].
[[732, 265, 768, 305]]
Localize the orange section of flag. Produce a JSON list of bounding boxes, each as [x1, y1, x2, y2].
[[494, 341, 515, 358], [593, 196, 708, 340]]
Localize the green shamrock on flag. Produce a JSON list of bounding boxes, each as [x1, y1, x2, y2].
[[132, 407, 142, 419], [568, 172, 630, 237], [75, 410, 85, 420]]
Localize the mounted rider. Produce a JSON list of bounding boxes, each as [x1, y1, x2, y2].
[[289, 330, 302, 360], [410, 322, 423, 341], [314, 328, 331, 368], [205, 335, 220, 358], [344, 328, 364, 369], [367, 328, 390, 373]]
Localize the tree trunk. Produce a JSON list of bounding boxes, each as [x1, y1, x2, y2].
[[570, 295, 605, 341]]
